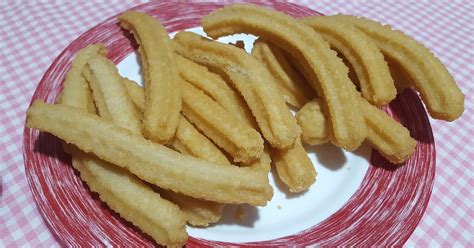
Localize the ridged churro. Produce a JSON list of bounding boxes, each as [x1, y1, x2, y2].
[[331, 15, 464, 121], [181, 79, 264, 163], [300, 16, 396, 106], [201, 4, 366, 151], [73, 155, 188, 246], [118, 11, 181, 143], [56, 44, 106, 112], [83, 55, 141, 135], [298, 98, 417, 164], [252, 39, 313, 108], [27, 102, 273, 205], [174, 31, 300, 149], [57, 46, 188, 246], [296, 98, 329, 145], [175, 55, 256, 127]]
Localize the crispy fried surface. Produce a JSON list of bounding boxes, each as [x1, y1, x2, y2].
[[176, 55, 257, 128], [174, 31, 300, 149], [118, 11, 181, 142], [298, 98, 416, 164], [83, 56, 141, 135], [57, 44, 106, 113], [73, 154, 188, 246], [332, 15, 464, 121], [301, 16, 396, 106], [296, 99, 329, 145], [181, 80, 264, 163], [252, 39, 313, 108], [201, 4, 366, 151], [27, 102, 273, 205]]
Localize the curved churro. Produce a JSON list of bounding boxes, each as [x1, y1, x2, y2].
[[298, 98, 417, 164], [83, 56, 141, 135], [174, 31, 300, 149], [181, 79, 264, 163], [300, 16, 396, 106], [175, 55, 256, 127], [57, 44, 106, 113], [27, 101, 273, 206], [331, 15, 464, 121], [118, 11, 181, 143], [73, 155, 188, 246], [296, 98, 329, 145], [252, 39, 313, 108], [201, 4, 366, 151]]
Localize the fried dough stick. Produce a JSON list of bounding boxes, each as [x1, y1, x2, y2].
[[181, 80, 264, 163], [122, 78, 231, 166], [300, 16, 396, 106], [296, 98, 329, 145], [298, 99, 417, 164], [252, 39, 313, 108], [26, 102, 273, 206], [57, 46, 188, 246], [118, 11, 181, 143], [331, 15, 464, 121], [174, 32, 300, 149], [175, 55, 256, 128], [201, 4, 366, 151]]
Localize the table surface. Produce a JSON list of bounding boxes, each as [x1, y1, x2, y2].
[[1, 0, 472, 247]]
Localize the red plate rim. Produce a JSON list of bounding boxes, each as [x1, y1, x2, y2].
[[23, 1, 435, 246]]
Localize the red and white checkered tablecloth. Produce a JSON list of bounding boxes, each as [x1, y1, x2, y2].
[[1, 0, 472, 246]]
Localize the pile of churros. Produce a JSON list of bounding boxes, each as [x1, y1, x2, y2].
[[26, 4, 464, 246]]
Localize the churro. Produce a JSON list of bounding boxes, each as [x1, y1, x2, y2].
[[56, 44, 106, 112], [83, 55, 141, 135], [252, 39, 313, 108], [201, 4, 366, 151], [298, 98, 417, 163], [174, 31, 301, 149], [181, 79, 264, 163], [118, 11, 181, 143], [331, 15, 464, 121], [27, 101, 273, 205], [296, 98, 329, 145], [300, 16, 396, 105]]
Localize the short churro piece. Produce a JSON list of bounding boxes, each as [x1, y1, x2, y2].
[[174, 31, 300, 149], [118, 11, 181, 143], [301, 16, 396, 106], [181, 80, 264, 163], [298, 98, 417, 164], [296, 98, 329, 145], [252, 39, 313, 108], [272, 140, 316, 193], [332, 15, 464, 121], [27, 101, 273, 206], [201, 4, 366, 151]]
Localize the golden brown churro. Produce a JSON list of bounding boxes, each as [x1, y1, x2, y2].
[[331, 15, 464, 121], [57, 44, 106, 112], [298, 98, 417, 163], [252, 39, 313, 108], [27, 101, 273, 205], [296, 98, 329, 145], [175, 55, 257, 127], [181, 80, 264, 163], [118, 11, 181, 143], [201, 4, 366, 151], [174, 31, 300, 149], [83, 55, 142, 134], [300, 16, 396, 106]]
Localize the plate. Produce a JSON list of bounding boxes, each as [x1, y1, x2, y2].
[[23, 1, 435, 246]]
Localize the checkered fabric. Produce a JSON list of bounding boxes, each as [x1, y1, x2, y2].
[[1, 0, 472, 246]]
